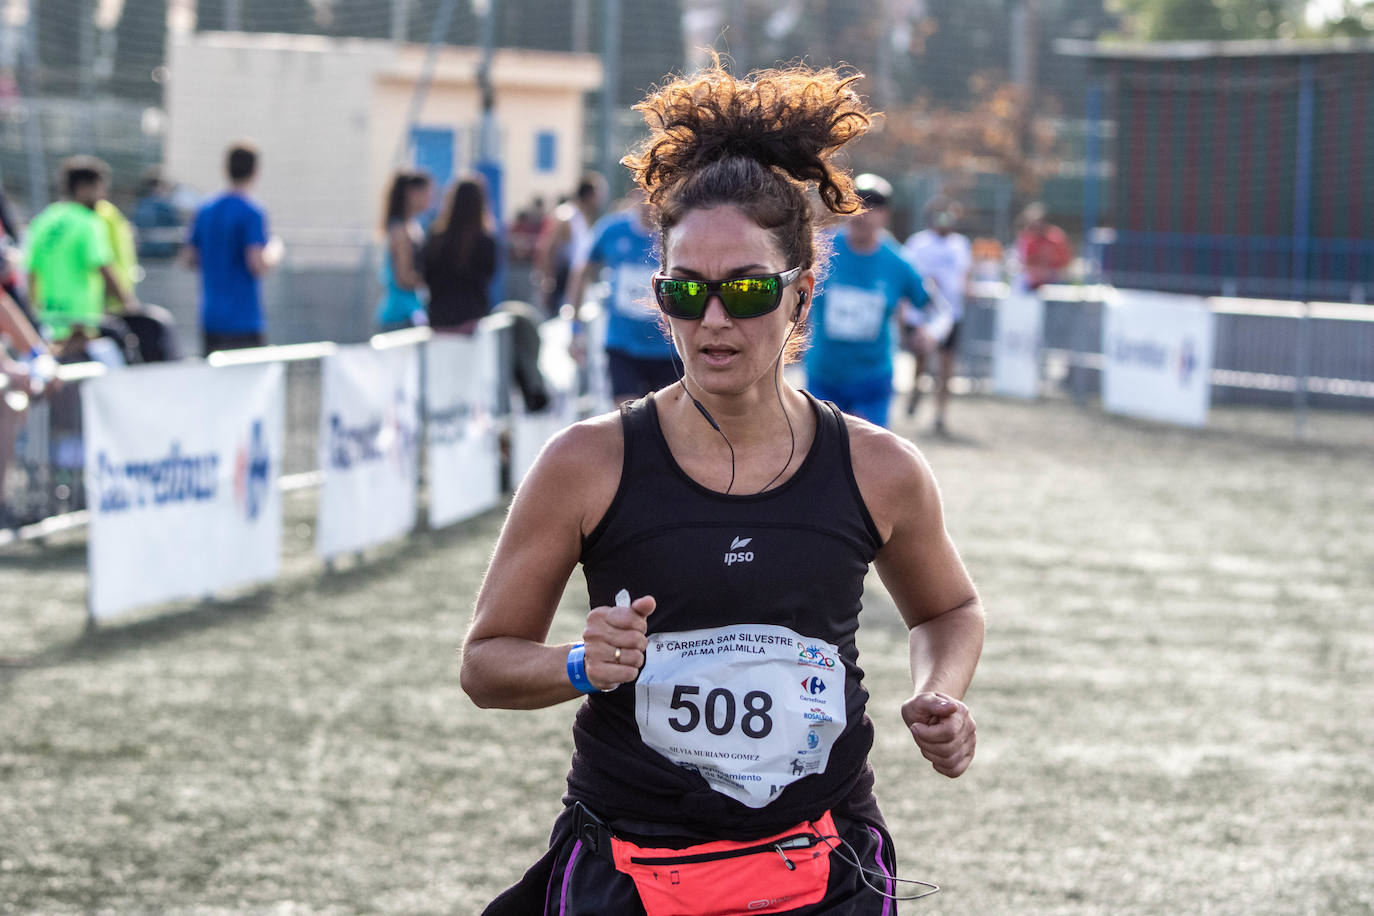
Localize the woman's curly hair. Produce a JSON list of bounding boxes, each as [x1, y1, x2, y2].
[[622, 64, 873, 275]]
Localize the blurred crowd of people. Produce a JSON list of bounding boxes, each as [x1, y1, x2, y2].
[[1, 134, 1075, 527]]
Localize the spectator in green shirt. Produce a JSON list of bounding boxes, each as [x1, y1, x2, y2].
[[25, 156, 135, 344]]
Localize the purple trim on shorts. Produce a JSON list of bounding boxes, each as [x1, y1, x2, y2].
[[866, 826, 894, 916], [558, 840, 584, 916]]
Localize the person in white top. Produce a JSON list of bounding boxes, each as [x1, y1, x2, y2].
[[902, 197, 972, 433], [535, 173, 607, 318]]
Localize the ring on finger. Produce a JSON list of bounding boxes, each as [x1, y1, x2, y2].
[[614, 647, 622, 662]]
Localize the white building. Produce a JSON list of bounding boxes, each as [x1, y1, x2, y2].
[[164, 29, 603, 264]]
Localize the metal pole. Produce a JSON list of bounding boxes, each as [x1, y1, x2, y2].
[[393, 0, 461, 168], [477, 0, 497, 163], [1083, 83, 1103, 282], [599, 0, 620, 181], [1291, 57, 1314, 302], [1293, 302, 1310, 439], [18, 6, 46, 212]]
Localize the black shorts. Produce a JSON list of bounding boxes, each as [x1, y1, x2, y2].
[[608, 349, 679, 400], [483, 804, 901, 916], [939, 319, 963, 353], [203, 331, 266, 358]]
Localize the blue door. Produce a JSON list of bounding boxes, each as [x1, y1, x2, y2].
[[410, 126, 457, 222]]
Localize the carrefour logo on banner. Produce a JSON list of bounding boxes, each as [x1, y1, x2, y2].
[[1110, 335, 1199, 385], [234, 420, 272, 521], [96, 419, 271, 520], [427, 402, 476, 447], [1177, 339, 1197, 385], [327, 389, 419, 471], [96, 445, 219, 513]]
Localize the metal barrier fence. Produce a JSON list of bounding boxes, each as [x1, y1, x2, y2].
[[5, 286, 1372, 543], [0, 312, 527, 548], [957, 284, 1374, 436]]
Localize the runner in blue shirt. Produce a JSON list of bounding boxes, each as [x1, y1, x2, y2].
[[569, 190, 675, 403], [185, 143, 277, 356], [805, 174, 933, 427]]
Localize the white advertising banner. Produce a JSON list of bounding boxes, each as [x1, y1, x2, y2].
[[1102, 289, 1215, 427], [992, 292, 1045, 399], [425, 332, 502, 529], [83, 362, 285, 621], [510, 320, 580, 487], [316, 343, 420, 558]]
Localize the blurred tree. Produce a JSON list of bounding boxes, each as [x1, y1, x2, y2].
[[1110, 0, 1374, 38], [860, 75, 1063, 194]]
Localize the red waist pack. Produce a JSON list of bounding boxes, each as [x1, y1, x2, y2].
[[608, 810, 836, 916]]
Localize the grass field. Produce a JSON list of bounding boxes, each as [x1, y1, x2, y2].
[[2, 396, 1372, 915]]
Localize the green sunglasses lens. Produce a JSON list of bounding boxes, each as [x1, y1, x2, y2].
[[661, 279, 708, 316], [720, 276, 780, 316], [655, 271, 790, 318]]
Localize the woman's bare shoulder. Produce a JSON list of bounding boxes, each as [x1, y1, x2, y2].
[[519, 408, 626, 535], [841, 414, 938, 542]]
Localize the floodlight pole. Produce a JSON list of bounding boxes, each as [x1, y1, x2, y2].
[[476, 0, 497, 164]]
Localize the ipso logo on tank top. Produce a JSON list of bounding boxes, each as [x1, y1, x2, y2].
[[635, 624, 847, 808], [724, 536, 754, 566]]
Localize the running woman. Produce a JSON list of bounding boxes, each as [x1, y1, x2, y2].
[[462, 64, 983, 916]]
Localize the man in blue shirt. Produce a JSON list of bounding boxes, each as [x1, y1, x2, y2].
[[569, 190, 674, 404], [185, 143, 277, 356], [806, 174, 933, 428]]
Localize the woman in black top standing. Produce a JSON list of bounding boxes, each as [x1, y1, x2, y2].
[[423, 176, 497, 333], [463, 64, 984, 915]]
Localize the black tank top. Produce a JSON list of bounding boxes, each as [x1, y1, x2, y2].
[[567, 392, 886, 838]]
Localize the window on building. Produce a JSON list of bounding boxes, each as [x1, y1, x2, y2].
[[535, 130, 557, 173]]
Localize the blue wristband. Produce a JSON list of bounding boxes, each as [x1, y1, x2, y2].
[[566, 643, 601, 694]]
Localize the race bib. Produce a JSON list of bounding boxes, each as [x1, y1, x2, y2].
[[614, 264, 659, 318], [635, 624, 847, 808], [823, 285, 887, 342]]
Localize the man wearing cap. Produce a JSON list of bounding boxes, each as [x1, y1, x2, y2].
[[903, 197, 972, 432], [805, 173, 935, 428]]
